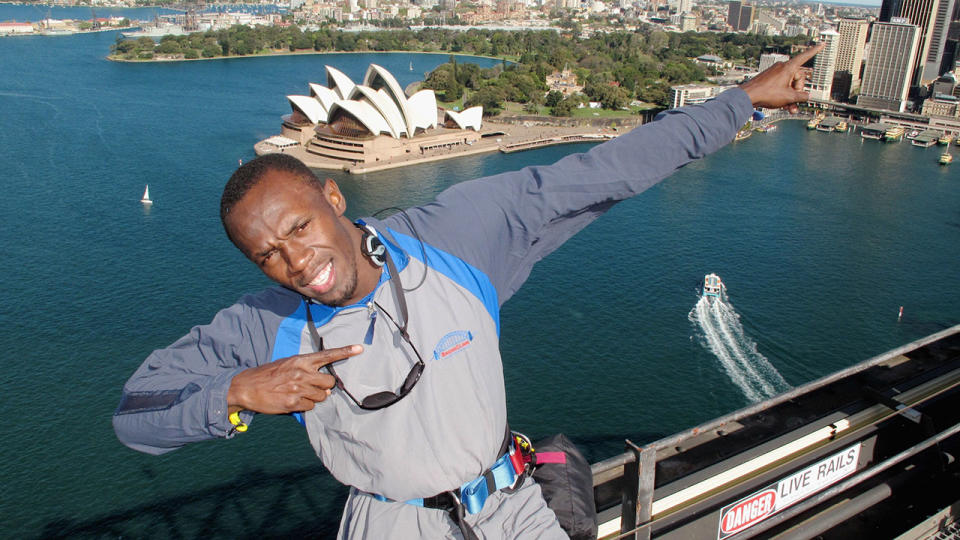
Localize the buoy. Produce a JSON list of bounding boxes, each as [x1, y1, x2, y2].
[[898, 306, 904, 320], [238, 158, 243, 166]]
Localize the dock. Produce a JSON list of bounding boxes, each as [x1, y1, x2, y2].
[[860, 122, 889, 140], [911, 129, 941, 147], [815, 116, 842, 132]]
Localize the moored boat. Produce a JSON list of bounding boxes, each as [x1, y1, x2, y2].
[[939, 151, 953, 164], [884, 126, 905, 141]]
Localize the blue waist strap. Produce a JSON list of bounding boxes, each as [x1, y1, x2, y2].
[[371, 452, 518, 515]]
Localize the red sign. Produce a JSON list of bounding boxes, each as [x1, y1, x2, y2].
[[719, 489, 777, 537]]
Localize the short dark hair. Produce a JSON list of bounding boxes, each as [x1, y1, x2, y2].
[[220, 153, 324, 247]]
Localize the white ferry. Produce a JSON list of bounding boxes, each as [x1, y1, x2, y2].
[[702, 273, 724, 301]]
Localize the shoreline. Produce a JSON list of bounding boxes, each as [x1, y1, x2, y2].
[[266, 121, 621, 174], [107, 47, 514, 64]]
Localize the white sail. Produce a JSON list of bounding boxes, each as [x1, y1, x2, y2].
[[140, 184, 152, 205]]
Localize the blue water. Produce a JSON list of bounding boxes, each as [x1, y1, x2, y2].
[[2, 12, 959, 537]]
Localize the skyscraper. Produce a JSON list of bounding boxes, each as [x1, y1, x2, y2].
[[835, 18, 870, 95], [879, 0, 957, 84], [738, 4, 755, 31], [678, 0, 692, 15], [759, 52, 789, 72], [858, 18, 921, 111], [807, 29, 840, 101], [727, 1, 741, 30]]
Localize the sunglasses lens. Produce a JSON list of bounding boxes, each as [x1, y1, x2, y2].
[[361, 391, 400, 410], [402, 362, 425, 392]]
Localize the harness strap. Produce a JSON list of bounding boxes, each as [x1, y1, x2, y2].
[[369, 452, 519, 514]]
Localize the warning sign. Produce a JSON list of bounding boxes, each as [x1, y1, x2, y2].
[[717, 443, 861, 539]]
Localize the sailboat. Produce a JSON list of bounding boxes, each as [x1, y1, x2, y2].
[[409, 61, 413, 71], [140, 184, 153, 205]]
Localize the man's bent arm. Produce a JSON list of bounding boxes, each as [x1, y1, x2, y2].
[[113, 292, 282, 454]]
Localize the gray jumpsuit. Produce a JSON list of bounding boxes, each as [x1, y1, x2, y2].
[[113, 88, 753, 538]]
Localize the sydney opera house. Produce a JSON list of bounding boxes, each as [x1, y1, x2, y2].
[[254, 63, 493, 172]]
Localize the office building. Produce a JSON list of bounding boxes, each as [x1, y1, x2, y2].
[[759, 53, 789, 73], [727, 1, 754, 31], [879, 0, 956, 84], [670, 84, 733, 108], [834, 18, 869, 96], [858, 19, 921, 111], [806, 29, 840, 101], [727, 0, 741, 29]]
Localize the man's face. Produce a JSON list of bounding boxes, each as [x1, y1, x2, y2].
[[226, 169, 363, 307]]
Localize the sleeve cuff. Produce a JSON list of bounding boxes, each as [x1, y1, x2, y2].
[[718, 87, 755, 124], [205, 367, 247, 438]]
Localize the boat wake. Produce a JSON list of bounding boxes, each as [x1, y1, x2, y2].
[[689, 293, 789, 403]]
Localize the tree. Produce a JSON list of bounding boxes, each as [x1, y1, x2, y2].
[[545, 90, 563, 108], [115, 40, 137, 54], [156, 40, 182, 54], [464, 86, 505, 115], [552, 97, 575, 117], [202, 43, 221, 58]]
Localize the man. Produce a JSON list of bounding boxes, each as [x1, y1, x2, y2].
[[114, 45, 822, 538]]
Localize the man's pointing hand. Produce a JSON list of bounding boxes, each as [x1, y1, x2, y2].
[[227, 345, 363, 415], [740, 42, 825, 113]]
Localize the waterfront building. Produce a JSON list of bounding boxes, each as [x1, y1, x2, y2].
[[879, 0, 956, 85], [258, 64, 485, 169], [669, 84, 733, 108], [834, 18, 870, 98], [0, 22, 34, 35], [921, 92, 960, 116], [758, 53, 789, 73], [858, 19, 921, 112], [806, 29, 840, 101]]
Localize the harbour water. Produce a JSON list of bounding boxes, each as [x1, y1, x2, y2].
[[2, 10, 959, 537]]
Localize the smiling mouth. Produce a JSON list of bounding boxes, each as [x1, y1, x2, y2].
[[306, 261, 334, 293]]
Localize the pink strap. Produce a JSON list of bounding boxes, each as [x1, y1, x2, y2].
[[535, 451, 567, 464]]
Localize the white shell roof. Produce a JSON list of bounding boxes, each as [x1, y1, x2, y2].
[[287, 64, 474, 140], [445, 106, 483, 131], [287, 95, 327, 124], [326, 66, 356, 101], [363, 64, 419, 136], [354, 85, 408, 139], [309, 83, 340, 113], [328, 100, 393, 137], [406, 89, 438, 131]]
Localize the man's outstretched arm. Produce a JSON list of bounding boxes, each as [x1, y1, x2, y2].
[[389, 44, 823, 305]]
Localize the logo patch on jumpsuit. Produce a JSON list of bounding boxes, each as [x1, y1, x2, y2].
[[433, 330, 473, 361]]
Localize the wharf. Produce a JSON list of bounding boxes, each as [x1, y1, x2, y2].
[[816, 116, 842, 131], [860, 122, 889, 140], [912, 129, 941, 147]]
